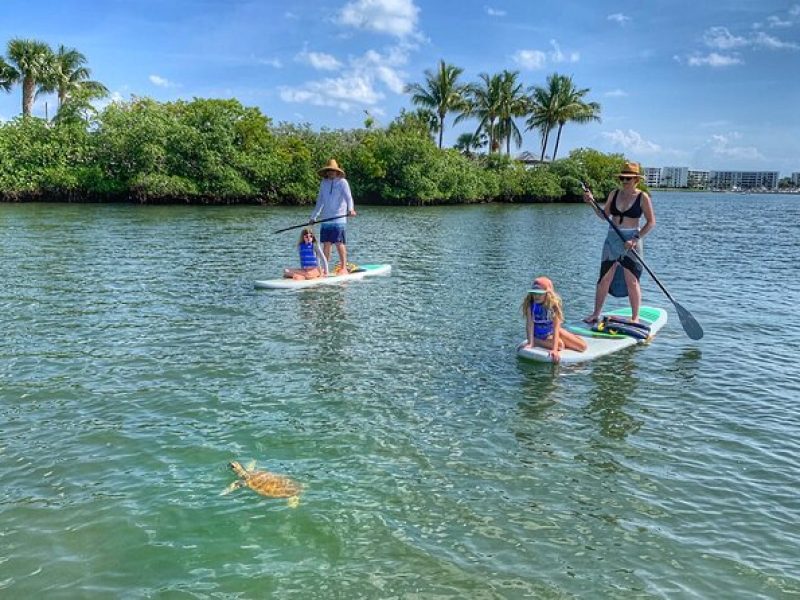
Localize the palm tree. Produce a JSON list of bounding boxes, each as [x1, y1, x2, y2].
[[454, 131, 488, 156], [526, 73, 563, 162], [526, 73, 601, 161], [0, 57, 15, 93], [40, 45, 108, 109], [5, 38, 55, 116], [496, 70, 529, 155], [405, 59, 468, 149], [459, 72, 503, 153], [550, 76, 600, 160]]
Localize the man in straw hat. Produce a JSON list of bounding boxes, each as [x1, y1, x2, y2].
[[310, 159, 357, 274], [582, 161, 656, 323]]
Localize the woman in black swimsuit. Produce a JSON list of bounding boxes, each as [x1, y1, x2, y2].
[[583, 162, 655, 323]]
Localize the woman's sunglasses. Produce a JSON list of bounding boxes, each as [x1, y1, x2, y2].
[[618, 176, 635, 182]]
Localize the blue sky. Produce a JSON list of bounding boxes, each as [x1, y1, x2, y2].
[[1, 0, 798, 175]]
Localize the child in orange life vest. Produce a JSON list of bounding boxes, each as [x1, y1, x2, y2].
[[521, 276, 587, 363], [283, 228, 328, 280]]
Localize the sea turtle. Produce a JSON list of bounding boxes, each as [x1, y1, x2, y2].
[[223, 461, 302, 508]]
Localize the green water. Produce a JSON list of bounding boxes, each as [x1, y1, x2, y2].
[[1, 195, 799, 598]]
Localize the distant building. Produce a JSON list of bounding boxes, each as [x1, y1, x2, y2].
[[688, 170, 710, 189], [517, 151, 548, 170], [643, 167, 661, 187], [661, 167, 689, 188], [792, 172, 800, 186], [709, 171, 779, 190]]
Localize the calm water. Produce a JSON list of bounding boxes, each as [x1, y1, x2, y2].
[[1, 194, 799, 598]]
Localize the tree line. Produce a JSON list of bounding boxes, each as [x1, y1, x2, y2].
[[1, 39, 628, 204]]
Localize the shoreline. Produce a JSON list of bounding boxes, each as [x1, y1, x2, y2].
[[2, 191, 799, 206]]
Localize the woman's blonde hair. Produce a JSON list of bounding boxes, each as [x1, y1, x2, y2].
[[520, 289, 564, 324], [298, 227, 316, 245]]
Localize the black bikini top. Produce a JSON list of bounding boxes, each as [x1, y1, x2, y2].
[[610, 190, 643, 223]]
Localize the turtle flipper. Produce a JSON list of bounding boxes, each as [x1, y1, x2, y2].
[[246, 460, 257, 471], [287, 496, 300, 509], [221, 481, 243, 495]]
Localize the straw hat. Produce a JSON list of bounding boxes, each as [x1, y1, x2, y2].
[[318, 159, 345, 177], [617, 161, 644, 179]]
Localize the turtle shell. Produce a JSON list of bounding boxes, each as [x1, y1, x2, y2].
[[245, 470, 302, 498]]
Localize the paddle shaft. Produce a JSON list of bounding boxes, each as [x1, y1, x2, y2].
[[273, 214, 349, 234]]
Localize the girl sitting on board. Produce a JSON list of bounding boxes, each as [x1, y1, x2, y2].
[[521, 276, 587, 363], [283, 228, 328, 280]]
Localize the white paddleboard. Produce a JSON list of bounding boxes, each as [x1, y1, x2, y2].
[[516, 306, 668, 364], [254, 264, 391, 290]]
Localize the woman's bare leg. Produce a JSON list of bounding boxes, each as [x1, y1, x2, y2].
[[586, 263, 617, 322], [623, 268, 641, 322]]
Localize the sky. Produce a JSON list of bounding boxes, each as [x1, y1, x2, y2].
[[1, 0, 799, 175]]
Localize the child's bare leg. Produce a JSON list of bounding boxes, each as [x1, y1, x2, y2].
[[560, 330, 587, 352]]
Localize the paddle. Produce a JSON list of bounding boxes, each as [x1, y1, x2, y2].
[[273, 214, 348, 234], [581, 182, 704, 340]]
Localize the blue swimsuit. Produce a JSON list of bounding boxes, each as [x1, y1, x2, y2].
[[531, 303, 554, 339]]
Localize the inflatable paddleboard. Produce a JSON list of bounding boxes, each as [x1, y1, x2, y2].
[[516, 306, 667, 364], [254, 264, 391, 290]]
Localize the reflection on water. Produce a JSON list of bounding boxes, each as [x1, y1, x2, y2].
[[515, 362, 562, 420], [585, 350, 641, 439], [666, 347, 703, 382]]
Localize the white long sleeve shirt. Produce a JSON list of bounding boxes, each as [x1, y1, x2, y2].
[[310, 178, 354, 224]]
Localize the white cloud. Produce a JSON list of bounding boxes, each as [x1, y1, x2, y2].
[[296, 50, 342, 71], [708, 133, 764, 161], [337, 0, 420, 38], [604, 89, 628, 98], [752, 32, 799, 49], [703, 26, 749, 50], [512, 40, 579, 70], [512, 49, 547, 69], [257, 56, 283, 68], [548, 40, 579, 63], [687, 52, 743, 67], [608, 13, 631, 25], [486, 7, 506, 17], [602, 129, 662, 154], [280, 45, 409, 111], [765, 15, 792, 27], [702, 25, 798, 51], [149, 75, 173, 87], [280, 74, 383, 111]]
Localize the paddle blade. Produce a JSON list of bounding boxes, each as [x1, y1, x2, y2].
[[675, 302, 704, 340]]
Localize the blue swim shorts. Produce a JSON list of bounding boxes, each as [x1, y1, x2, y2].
[[320, 223, 347, 244]]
